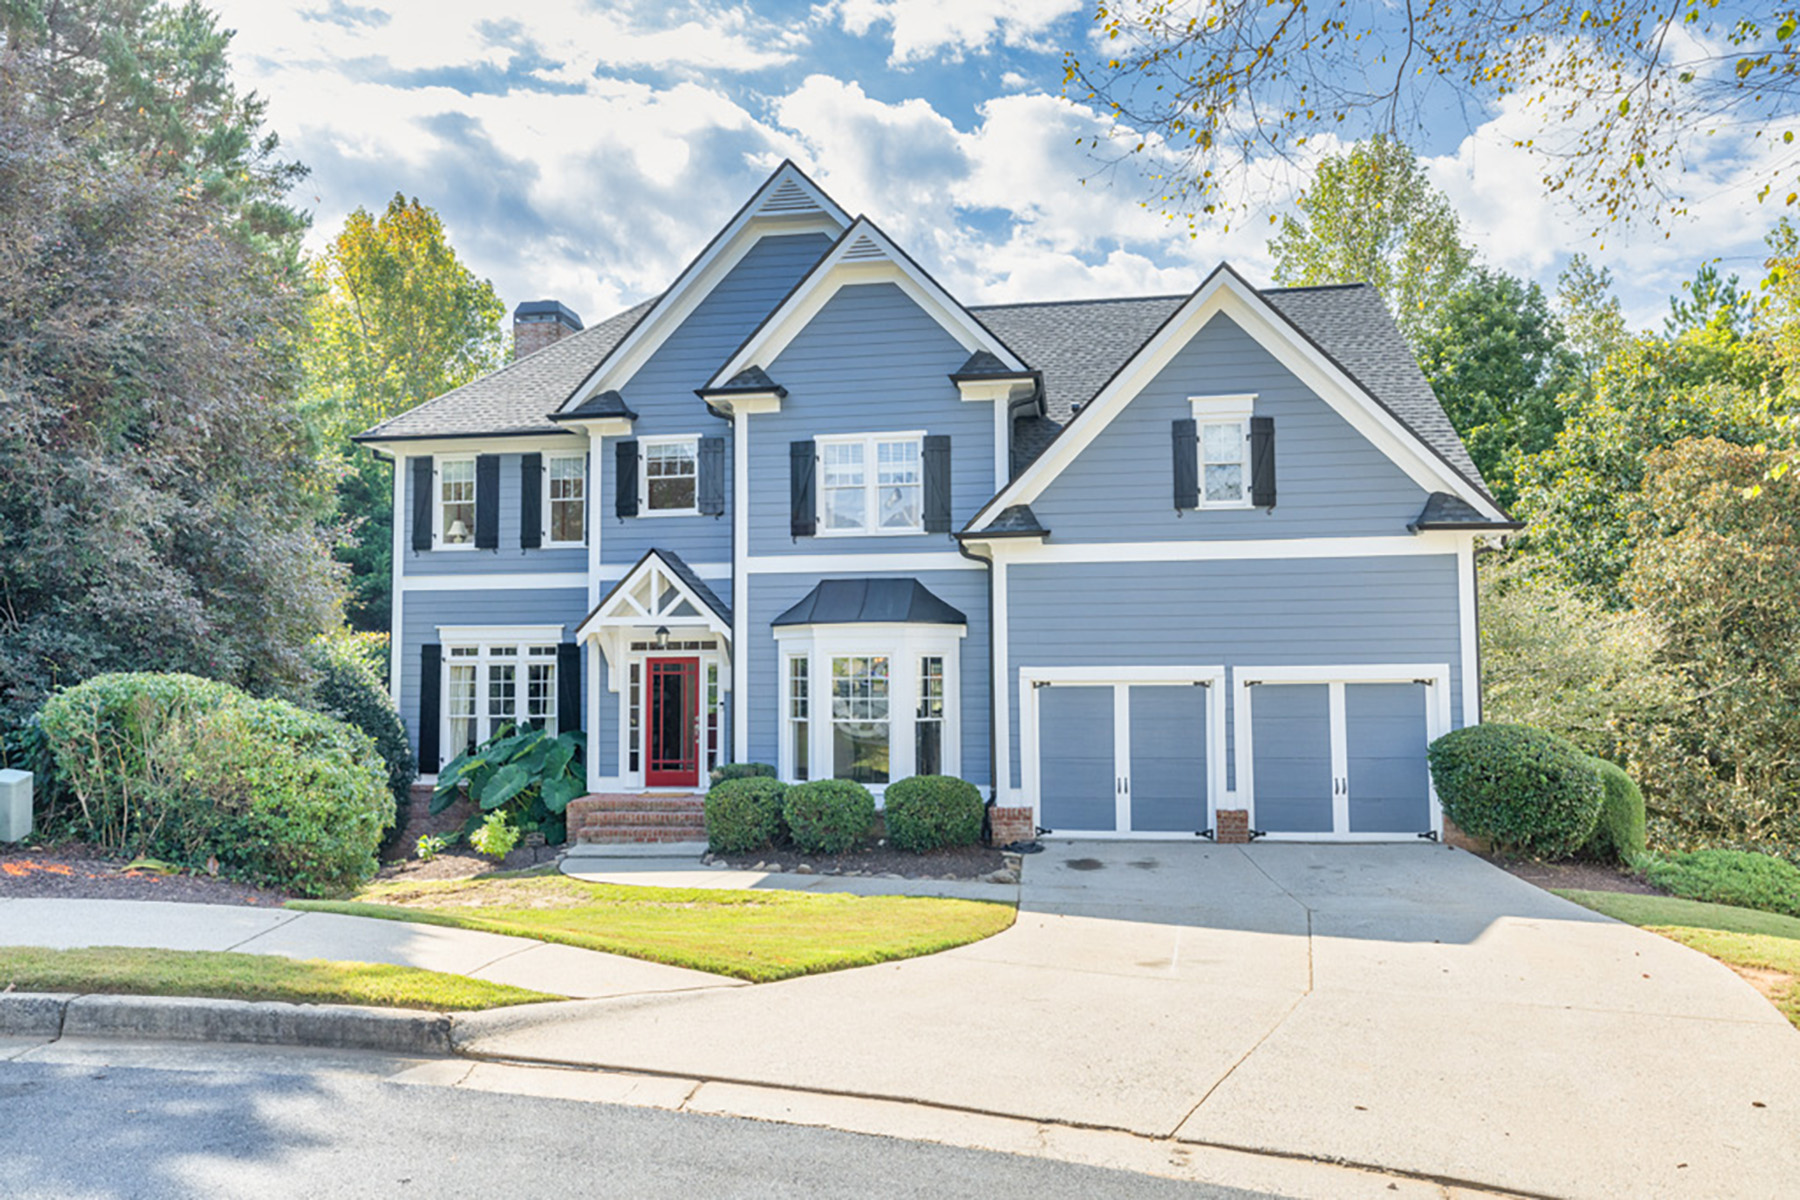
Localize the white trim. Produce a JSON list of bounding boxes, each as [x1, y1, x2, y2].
[[403, 573, 589, 592], [587, 429, 603, 609], [389, 452, 406, 704], [1191, 393, 1256, 511], [636, 434, 702, 517], [357, 434, 582, 457], [992, 557, 1011, 801], [707, 217, 1026, 389], [814, 431, 927, 538], [732, 408, 751, 762], [1190, 393, 1258, 419], [991, 393, 1009, 493], [746, 551, 975, 574], [602, 561, 731, 581], [965, 267, 1506, 532], [586, 642, 603, 793], [1328, 681, 1350, 833], [542, 451, 588, 548], [989, 534, 1462, 566], [576, 550, 733, 648], [438, 624, 565, 644], [1459, 539, 1480, 726]]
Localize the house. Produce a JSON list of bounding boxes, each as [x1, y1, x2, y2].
[[353, 162, 1518, 845]]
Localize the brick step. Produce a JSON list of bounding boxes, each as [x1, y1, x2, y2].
[[577, 819, 708, 835], [580, 797, 706, 814], [576, 831, 707, 845], [574, 826, 706, 845]]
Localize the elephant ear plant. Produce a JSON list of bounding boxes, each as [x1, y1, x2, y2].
[[432, 724, 586, 845]]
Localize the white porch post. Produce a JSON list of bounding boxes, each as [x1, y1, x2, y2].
[[586, 638, 603, 794], [388, 451, 406, 705], [732, 407, 750, 762]]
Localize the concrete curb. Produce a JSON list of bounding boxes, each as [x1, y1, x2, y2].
[[0, 992, 451, 1055]]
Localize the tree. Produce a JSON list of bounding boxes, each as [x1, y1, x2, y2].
[[1666, 262, 1754, 338], [1556, 255, 1629, 374], [1065, 1, 1798, 232], [1267, 137, 1474, 346], [304, 196, 507, 630], [1415, 269, 1577, 505]]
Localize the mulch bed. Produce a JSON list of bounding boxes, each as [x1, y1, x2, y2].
[[713, 842, 1009, 880], [1486, 854, 1667, 896], [375, 845, 562, 884], [0, 844, 291, 906]]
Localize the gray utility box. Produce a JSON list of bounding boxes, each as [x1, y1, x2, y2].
[[0, 769, 31, 842]]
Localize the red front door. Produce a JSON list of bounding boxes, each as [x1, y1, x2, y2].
[[646, 657, 700, 788]]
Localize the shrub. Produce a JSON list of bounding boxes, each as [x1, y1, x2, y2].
[[782, 779, 876, 856], [303, 633, 415, 854], [710, 762, 778, 786], [1426, 723, 1604, 859], [433, 724, 585, 845], [1644, 850, 1800, 917], [470, 812, 521, 859], [705, 777, 788, 855], [1582, 757, 1648, 864], [882, 775, 983, 853], [38, 673, 392, 895]]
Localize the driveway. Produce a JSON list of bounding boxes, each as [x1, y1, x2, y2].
[[460, 842, 1800, 1198]]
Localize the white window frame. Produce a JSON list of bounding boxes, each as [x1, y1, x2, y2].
[[1189, 394, 1256, 510], [815, 431, 926, 537], [436, 624, 563, 767], [773, 622, 964, 798], [543, 453, 587, 547], [783, 653, 811, 784], [639, 435, 701, 517], [434, 456, 478, 550]]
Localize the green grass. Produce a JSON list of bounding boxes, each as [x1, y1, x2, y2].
[[0, 945, 561, 1011], [292, 874, 1017, 983], [1556, 890, 1800, 1028]]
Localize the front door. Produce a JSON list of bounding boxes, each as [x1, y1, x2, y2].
[[646, 657, 700, 788]]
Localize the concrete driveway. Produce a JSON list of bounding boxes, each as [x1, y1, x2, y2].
[[461, 842, 1800, 1198]]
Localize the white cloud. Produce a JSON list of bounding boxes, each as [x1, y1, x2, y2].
[[819, 0, 1083, 64]]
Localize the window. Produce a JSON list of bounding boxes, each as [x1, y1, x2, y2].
[[439, 459, 476, 547], [447, 648, 478, 758], [642, 438, 698, 513], [627, 662, 642, 774], [546, 455, 585, 545], [705, 661, 722, 775], [438, 634, 560, 765], [916, 656, 944, 776], [831, 655, 890, 784], [818, 433, 924, 535], [1190, 395, 1256, 508], [787, 656, 810, 782]]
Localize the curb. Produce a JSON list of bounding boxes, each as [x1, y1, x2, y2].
[[0, 991, 451, 1056]]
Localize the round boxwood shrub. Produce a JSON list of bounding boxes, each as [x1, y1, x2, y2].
[[883, 775, 983, 853], [705, 777, 788, 855], [782, 779, 876, 855], [1426, 723, 1603, 859], [1582, 757, 1647, 864], [38, 672, 392, 896], [710, 762, 778, 786]]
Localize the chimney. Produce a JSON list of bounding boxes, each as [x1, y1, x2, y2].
[[512, 300, 583, 359]]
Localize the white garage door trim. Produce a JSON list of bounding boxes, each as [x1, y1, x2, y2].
[[1233, 663, 1451, 842], [1019, 665, 1227, 838]]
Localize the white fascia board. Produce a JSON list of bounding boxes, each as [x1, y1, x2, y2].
[[554, 416, 635, 439], [965, 267, 1504, 532], [357, 432, 582, 457], [707, 218, 1027, 389], [404, 572, 590, 592], [746, 551, 976, 574], [986, 532, 1464, 565]]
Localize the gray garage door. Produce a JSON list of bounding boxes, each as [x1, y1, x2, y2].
[[1346, 683, 1431, 833], [1248, 683, 1333, 834], [1128, 684, 1208, 832], [1038, 684, 1116, 831]]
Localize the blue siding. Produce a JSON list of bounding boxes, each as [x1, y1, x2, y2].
[[1029, 313, 1431, 541], [750, 283, 996, 556], [745, 568, 990, 787], [402, 450, 589, 576], [1005, 555, 1462, 790]]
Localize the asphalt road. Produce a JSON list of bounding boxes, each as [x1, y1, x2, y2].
[[0, 1056, 1271, 1199]]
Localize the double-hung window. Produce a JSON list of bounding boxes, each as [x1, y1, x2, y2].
[[786, 656, 810, 783], [642, 437, 699, 514], [545, 455, 585, 545], [830, 655, 890, 784], [915, 656, 945, 776], [438, 458, 476, 547], [441, 634, 560, 761], [1190, 395, 1256, 508], [818, 433, 923, 535]]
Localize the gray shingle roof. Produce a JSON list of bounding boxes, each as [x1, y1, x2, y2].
[[701, 365, 786, 396], [960, 503, 1048, 537], [1410, 492, 1523, 531], [354, 298, 657, 442], [951, 349, 1032, 380], [554, 389, 637, 421]]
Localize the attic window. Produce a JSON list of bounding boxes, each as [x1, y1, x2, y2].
[[1190, 394, 1257, 510]]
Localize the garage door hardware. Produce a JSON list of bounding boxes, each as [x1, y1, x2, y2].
[[1417, 830, 1440, 842]]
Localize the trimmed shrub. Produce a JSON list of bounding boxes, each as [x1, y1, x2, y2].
[[1582, 757, 1647, 864], [711, 762, 778, 786], [1644, 850, 1800, 918], [303, 633, 415, 855], [38, 673, 392, 896], [782, 779, 876, 856], [1426, 723, 1603, 859], [883, 775, 983, 853], [705, 777, 788, 855]]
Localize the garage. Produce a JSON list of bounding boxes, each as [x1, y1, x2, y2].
[[1022, 668, 1226, 836]]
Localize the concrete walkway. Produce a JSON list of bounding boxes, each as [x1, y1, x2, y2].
[[0, 898, 741, 1001], [560, 846, 1020, 901], [459, 842, 1800, 1200]]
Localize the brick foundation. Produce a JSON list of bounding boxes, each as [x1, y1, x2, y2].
[[1214, 808, 1250, 844], [386, 784, 477, 859], [988, 805, 1036, 847], [568, 793, 707, 844], [1441, 815, 1488, 853]]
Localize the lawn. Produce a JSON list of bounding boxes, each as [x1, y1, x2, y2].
[[1557, 890, 1800, 1028], [292, 874, 1017, 983], [0, 945, 560, 1011]]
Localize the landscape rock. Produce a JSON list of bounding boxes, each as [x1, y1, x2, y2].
[[793, 863, 814, 875]]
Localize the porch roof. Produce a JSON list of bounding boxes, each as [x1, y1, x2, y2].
[[771, 578, 966, 627]]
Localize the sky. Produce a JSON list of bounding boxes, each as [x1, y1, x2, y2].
[[213, 0, 1781, 334]]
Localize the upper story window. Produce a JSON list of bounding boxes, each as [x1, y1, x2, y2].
[[438, 458, 476, 548], [819, 433, 923, 536], [545, 454, 585, 546], [642, 437, 699, 515], [1190, 395, 1256, 509]]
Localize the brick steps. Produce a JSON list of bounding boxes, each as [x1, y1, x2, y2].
[[568, 793, 706, 845]]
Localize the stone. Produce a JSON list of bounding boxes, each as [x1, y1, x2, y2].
[[985, 869, 1019, 885], [793, 864, 814, 875]]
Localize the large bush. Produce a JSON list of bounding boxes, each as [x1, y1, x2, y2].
[[882, 775, 983, 853], [1582, 758, 1647, 864], [303, 633, 415, 853], [1427, 723, 1604, 858], [38, 673, 391, 895], [782, 779, 875, 856], [705, 778, 787, 855], [1644, 850, 1800, 918]]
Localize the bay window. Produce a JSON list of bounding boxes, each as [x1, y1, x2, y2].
[[831, 655, 890, 785]]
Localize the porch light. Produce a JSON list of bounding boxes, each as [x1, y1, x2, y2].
[[655, 625, 670, 649]]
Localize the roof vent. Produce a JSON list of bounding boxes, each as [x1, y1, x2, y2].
[[513, 300, 583, 360]]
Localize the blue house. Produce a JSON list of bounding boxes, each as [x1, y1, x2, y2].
[[354, 163, 1517, 844]]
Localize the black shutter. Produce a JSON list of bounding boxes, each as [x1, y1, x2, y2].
[[474, 454, 500, 548], [789, 440, 816, 538], [923, 434, 952, 533], [698, 436, 725, 516], [520, 453, 543, 549], [1171, 418, 1199, 510], [615, 440, 639, 518], [557, 643, 582, 740], [1250, 416, 1277, 508], [410, 456, 433, 551], [418, 643, 442, 770]]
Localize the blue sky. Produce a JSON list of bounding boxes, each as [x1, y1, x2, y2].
[[216, 0, 1779, 333]]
